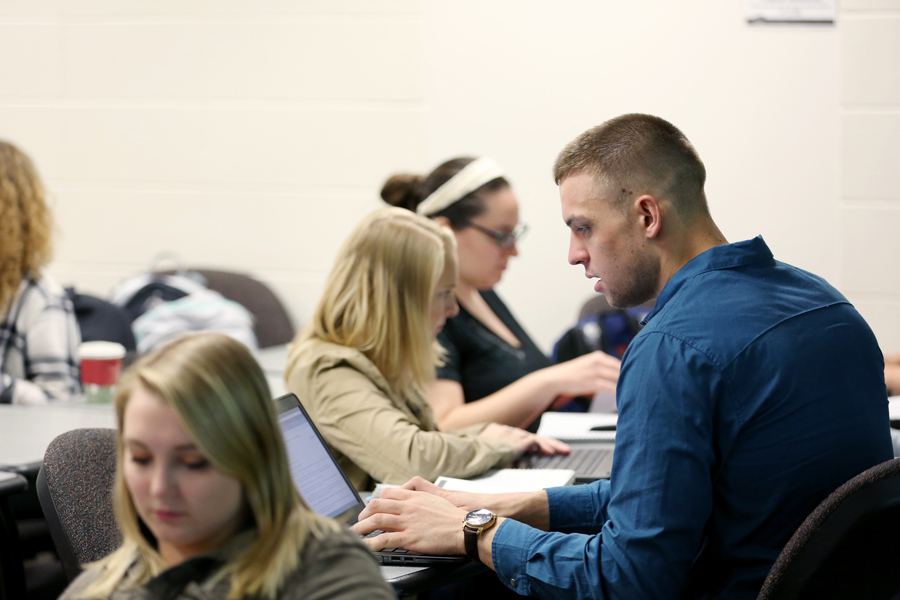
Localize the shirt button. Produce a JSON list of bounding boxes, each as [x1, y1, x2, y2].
[[510, 579, 517, 588]]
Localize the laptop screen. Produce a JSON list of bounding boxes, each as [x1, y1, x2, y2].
[[273, 394, 471, 565], [277, 402, 360, 521]]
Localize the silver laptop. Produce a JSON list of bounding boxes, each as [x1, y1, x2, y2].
[[511, 442, 614, 482], [274, 393, 467, 565]]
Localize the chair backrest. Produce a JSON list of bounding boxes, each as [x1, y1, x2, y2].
[[0, 473, 28, 600], [158, 268, 295, 348], [36, 428, 121, 582], [757, 457, 900, 600]]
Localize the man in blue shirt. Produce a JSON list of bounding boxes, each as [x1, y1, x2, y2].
[[355, 114, 892, 599]]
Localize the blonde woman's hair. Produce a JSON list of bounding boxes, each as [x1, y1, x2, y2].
[[297, 207, 457, 398], [0, 141, 53, 310], [81, 333, 338, 600]]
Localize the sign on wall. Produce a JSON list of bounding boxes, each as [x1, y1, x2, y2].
[[746, 0, 836, 24]]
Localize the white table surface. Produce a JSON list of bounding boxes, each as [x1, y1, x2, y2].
[[255, 344, 289, 375], [266, 373, 286, 398], [256, 345, 289, 397], [889, 395, 900, 422], [0, 348, 288, 474], [0, 403, 116, 471], [0, 470, 23, 485]]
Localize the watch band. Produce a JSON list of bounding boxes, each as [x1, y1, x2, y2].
[[463, 526, 481, 562], [463, 510, 496, 563]]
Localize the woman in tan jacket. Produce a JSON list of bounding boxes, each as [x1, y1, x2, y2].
[[285, 208, 567, 491]]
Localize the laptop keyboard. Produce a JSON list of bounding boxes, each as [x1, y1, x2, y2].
[[363, 529, 422, 555], [524, 447, 611, 474]]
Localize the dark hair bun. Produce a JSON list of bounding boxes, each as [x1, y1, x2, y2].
[[381, 173, 425, 212]]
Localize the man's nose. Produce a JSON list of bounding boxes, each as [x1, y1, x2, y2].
[[568, 235, 587, 265]]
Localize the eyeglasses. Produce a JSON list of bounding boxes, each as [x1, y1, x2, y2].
[[464, 221, 528, 249]]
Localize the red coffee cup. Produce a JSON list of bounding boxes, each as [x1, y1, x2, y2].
[[79, 341, 126, 403]]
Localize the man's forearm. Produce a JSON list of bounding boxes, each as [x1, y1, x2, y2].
[[470, 490, 549, 572], [488, 489, 550, 530]]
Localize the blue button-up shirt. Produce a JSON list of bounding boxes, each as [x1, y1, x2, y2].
[[492, 237, 892, 599]]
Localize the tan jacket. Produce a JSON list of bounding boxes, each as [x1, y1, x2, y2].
[[285, 339, 516, 490]]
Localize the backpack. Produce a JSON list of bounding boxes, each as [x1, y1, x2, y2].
[[553, 295, 651, 362], [65, 288, 137, 352], [551, 296, 653, 411], [108, 272, 210, 323], [108, 271, 258, 354]]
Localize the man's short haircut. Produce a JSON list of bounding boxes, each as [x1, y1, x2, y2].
[[553, 114, 710, 220]]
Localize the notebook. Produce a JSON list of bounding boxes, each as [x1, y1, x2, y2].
[[435, 468, 576, 493], [536, 412, 618, 442], [274, 393, 467, 565]]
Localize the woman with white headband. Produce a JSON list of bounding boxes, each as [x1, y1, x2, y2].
[[382, 157, 621, 432]]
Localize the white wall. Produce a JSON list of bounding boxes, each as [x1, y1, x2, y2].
[[423, 1, 841, 350], [0, 0, 427, 334], [1, 1, 896, 355], [839, 0, 900, 351]]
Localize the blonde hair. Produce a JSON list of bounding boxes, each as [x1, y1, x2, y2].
[[0, 141, 53, 309], [81, 333, 337, 600], [297, 207, 457, 398]]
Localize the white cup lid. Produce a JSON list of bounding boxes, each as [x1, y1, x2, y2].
[[79, 341, 127, 360]]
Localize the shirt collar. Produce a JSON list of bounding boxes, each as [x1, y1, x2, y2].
[[139, 530, 257, 599], [642, 235, 774, 325]]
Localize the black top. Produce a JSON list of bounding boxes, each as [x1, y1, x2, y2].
[[436, 290, 552, 430]]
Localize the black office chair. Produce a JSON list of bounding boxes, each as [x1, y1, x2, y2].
[[36, 428, 121, 582], [757, 457, 900, 600], [0, 472, 28, 600]]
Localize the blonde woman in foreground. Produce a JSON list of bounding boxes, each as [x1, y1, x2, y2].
[[285, 208, 568, 492], [60, 332, 396, 600]]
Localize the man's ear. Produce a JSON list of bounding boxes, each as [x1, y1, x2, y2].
[[634, 195, 662, 239], [433, 215, 452, 228]]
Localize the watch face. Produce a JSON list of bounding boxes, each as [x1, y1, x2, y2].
[[466, 509, 493, 526]]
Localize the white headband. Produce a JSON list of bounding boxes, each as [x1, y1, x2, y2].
[[416, 157, 505, 217]]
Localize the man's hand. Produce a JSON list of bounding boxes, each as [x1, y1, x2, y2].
[[399, 476, 503, 514], [353, 486, 469, 557], [402, 476, 551, 530]]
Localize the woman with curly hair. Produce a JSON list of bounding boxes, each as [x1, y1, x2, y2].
[[0, 140, 80, 403]]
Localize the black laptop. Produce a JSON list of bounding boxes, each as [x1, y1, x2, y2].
[[274, 393, 467, 565]]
